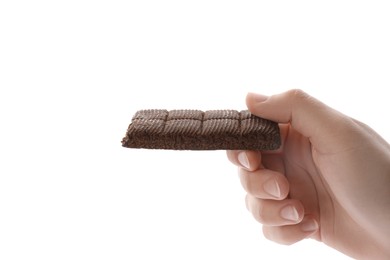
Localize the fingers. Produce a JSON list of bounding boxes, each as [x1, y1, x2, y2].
[[226, 150, 263, 171], [262, 216, 319, 245], [245, 194, 304, 225], [228, 151, 289, 199], [246, 193, 319, 245], [243, 176, 319, 244], [239, 168, 289, 200], [246, 89, 350, 152], [246, 89, 328, 137], [228, 149, 319, 245]]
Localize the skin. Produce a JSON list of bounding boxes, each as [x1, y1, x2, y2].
[[226, 89, 390, 260]]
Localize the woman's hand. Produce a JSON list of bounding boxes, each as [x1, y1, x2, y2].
[[227, 89, 390, 259]]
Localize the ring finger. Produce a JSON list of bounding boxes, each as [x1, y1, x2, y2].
[[246, 194, 304, 226]]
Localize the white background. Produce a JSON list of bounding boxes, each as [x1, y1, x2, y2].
[[1, 1, 390, 259]]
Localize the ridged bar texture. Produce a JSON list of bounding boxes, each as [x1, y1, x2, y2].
[[121, 109, 281, 150]]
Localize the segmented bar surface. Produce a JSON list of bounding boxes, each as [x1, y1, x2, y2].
[[122, 109, 281, 150]]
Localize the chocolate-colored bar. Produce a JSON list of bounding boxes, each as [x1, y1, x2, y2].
[[121, 109, 281, 150]]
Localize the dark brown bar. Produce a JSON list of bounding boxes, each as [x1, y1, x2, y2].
[[121, 109, 281, 150]]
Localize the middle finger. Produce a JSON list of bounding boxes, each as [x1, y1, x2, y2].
[[239, 167, 289, 200]]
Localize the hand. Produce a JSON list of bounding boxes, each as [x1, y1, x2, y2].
[[227, 89, 390, 259]]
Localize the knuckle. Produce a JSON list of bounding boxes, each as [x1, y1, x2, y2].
[[287, 89, 318, 116], [288, 88, 309, 102]]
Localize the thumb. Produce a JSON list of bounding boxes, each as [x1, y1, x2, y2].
[[246, 89, 351, 150]]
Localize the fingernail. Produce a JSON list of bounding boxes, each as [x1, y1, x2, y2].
[[238, 152, 250, 169], [301, 218, 319, 232], [280, 205, 300, 222], [248, 92, 268, 103], [263, 179, 281, 198]]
